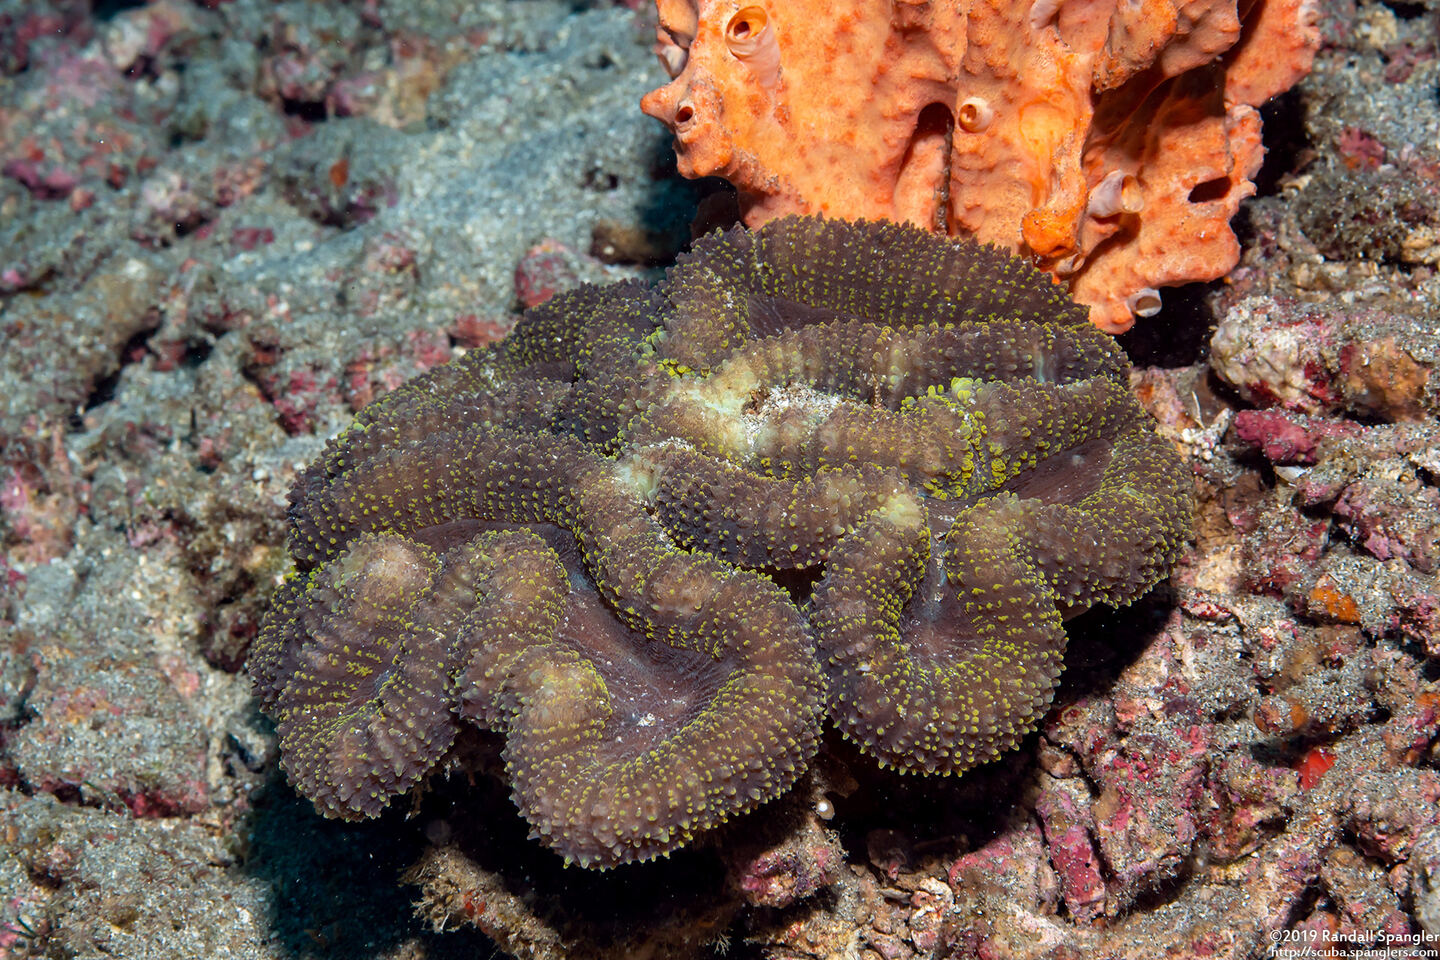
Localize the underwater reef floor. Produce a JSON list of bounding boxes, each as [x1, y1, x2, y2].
[[2, 0, 1439, 957]]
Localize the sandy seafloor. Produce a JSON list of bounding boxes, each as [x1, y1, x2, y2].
[[1, 0, 1439, 958]]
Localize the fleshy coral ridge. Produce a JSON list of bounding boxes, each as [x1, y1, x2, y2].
[[250, 215, 1193, 867]]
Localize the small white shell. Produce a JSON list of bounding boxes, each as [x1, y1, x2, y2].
[[659, 42, 688, 79], [1029, 0, 1062, 31], [957, 97, 993, 134], [1274, 465, 1309, 484], [726, 6, 781, 87], [1053, 254, 1083, 277], [674, 97, 697, 128], [1126, 287, 1163, 318], [1088, 170, 1143, 218]]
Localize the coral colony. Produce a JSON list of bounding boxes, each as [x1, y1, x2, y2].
[[252, 217, 1192, 867], [639, 0, 1319, 332]]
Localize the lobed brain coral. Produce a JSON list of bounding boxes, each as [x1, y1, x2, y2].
[[250, 216, 1193, 868]]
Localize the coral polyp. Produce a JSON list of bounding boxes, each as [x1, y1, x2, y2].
[[250, 216, 1192, 867]]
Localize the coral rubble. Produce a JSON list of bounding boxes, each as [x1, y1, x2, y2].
[[639, 0, 1319, 332], [251, 215, 1191, 867]]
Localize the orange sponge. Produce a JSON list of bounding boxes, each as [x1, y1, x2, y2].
[[641, 0, 1318, 332]]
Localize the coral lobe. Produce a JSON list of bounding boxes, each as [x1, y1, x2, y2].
[[251, 216, 1191, 867]]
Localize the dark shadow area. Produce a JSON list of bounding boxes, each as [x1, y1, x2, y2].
[[71, 322, 164, 428], [92, 0, 149, 21], [423, 762, 735, 932], [588, 142, 730, 272], [1377, 0, 1429, 19], [243, 776, 496, 959], [1059, 587, 1178, 698], [825, 726, 1032, 862], [623, 140, 725, 262], [1188, 177, 1232, 204], [1115, 279, 1217, 369], [1254, 88, 1309, 199]]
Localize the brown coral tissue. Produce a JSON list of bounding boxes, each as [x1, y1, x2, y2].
[[249, 216, 1193, 868]]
